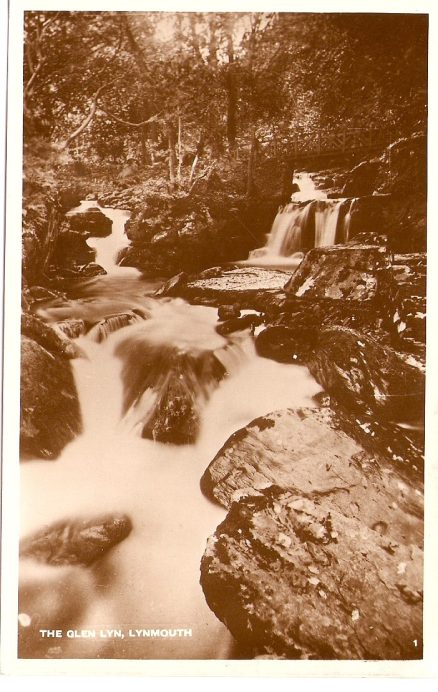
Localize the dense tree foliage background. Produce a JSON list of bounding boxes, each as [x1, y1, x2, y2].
[[23, 11, 428, 190]]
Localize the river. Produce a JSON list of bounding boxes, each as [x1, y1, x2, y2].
[[19, 201, 323, 659]]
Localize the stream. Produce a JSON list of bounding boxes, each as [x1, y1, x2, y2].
[[19, 201, 323, 659]]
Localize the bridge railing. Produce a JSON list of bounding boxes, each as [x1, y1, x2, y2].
[[287, 127, 392, 159]]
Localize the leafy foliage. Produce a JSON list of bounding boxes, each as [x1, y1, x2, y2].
[[23, 11, 428, 189]]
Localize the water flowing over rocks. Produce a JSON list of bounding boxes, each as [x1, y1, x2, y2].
[[19, 128, 426, 661], [200, 485, 423, 660], [20, 336, 82, 460], [54, 318, 87, 340], [87, 310, 146, 343], [115, 333, 227, 444], [118, 193, 279, 276], [20, 514, 133, 566], [67, 207, 113, 237]]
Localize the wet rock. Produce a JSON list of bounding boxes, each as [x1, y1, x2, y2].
[[20, 336, 82, 459], [180, 267, 291, 311], [218, 305, 241, 321], [201, 407, 423, 546], [21, 312, 79, 359], [255, 325, 317, 363], [121, 193, 278, 276], [307, 326, 425, 422], [68, 207, 112, 237], [87, 311, 146, 343], [284, 245, 391, 305], [55, 319, 86, 340], [342, 159, 381, 196], [154, 272, 188, 297], [201, 486, 423, 660], [347, 195, 390, 241], [20, 514, 132, 566], [25, 286, 65, 305], [142, 373, 201, 445], [390, 253, 426, 360], [115, 338, 226, 445], [54, 229, 95, 268], [79, 262, 107, 277], [330, 400, 424, 480], [216, 314, 263, 336]]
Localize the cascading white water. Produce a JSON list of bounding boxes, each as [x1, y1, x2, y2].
[[67, 199, 137, 277], [20, 205, 323, 660], [291, 171, 327, 202], [314, 199, 344, 247], [244, 173, 356, 269]]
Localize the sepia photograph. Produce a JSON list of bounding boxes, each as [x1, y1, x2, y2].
[[1, 0, 436, 676]]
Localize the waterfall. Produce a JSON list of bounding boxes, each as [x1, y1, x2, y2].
[[243, 173, 357, 269], [66, 199, 135, 277], [87, 310, 146, 343], [266, 201, 316, 256], [314, 199, 344, 247]]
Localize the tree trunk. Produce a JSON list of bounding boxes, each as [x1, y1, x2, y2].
[[246, 132, 258, 199], [208, 16, 218, 66], [167, 122, 178, 190], [189, 131, 205, 185], [177, 115, 183, 185], [225, 27, 237, 152]]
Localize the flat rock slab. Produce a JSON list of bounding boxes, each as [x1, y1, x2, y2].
[[177, 267, 291, 309], [201, 486, 423, 660], [201, 407, 423, 547]]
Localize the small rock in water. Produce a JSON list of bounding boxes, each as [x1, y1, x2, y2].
[[20, 513, 133, 566], [218, 305, 241, 321], [216, 314, 263, 336]]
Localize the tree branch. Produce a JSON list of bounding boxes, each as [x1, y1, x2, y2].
[[98, 107, 162, 128], [57, 78, 120, 150]]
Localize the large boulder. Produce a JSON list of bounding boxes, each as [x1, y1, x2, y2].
[[20, 336, 82, 459], [342, 159, 381, 196], [53, 229, 95, 268], [284, 245, 391, 306], [121, 193, 279, 276], [307, 326, 425, 422], [201, 485, 423, 660], [201, 407, 423, 546], [67, 207, 112, 237]]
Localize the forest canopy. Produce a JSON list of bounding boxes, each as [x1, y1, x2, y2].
[[23, 11, 428, 186]]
